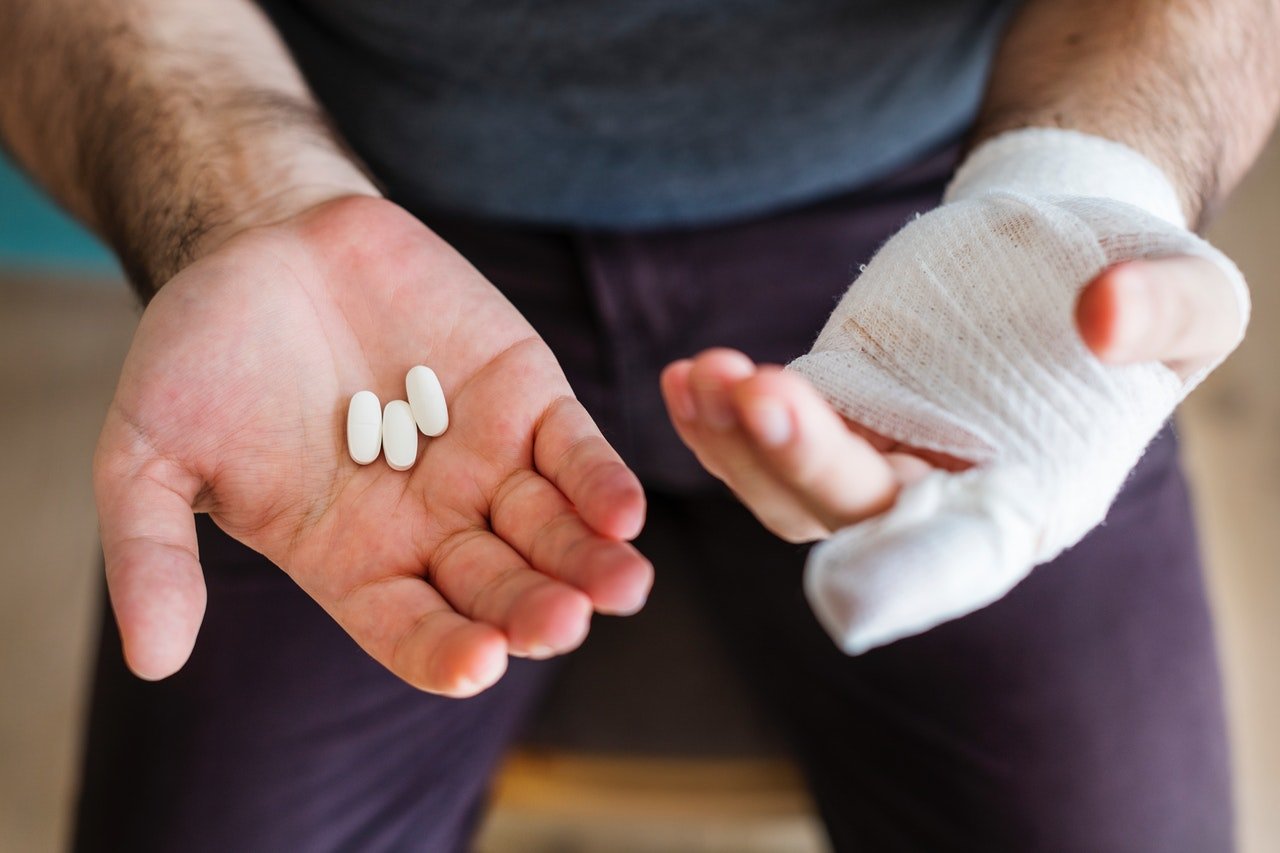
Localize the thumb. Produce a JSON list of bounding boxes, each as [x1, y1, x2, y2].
[[1076, 256, 1247, 380], [804, 466, 1042, 654], [94, 423, 207, 680]]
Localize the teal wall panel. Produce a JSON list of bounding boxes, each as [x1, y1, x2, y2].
[[0, 154, 119, 275]]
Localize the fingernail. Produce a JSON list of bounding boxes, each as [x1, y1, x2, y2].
[[527, 644, 555, 660], [611, 589, 649, 617], [617, 599, 647, 617], [1108, 271, 1155, 359], [694, 384, 737, 431], [744, 399, 792, 447], [672, 385, 697, 422]]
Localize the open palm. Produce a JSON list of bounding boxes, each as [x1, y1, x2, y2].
[[94, 197, 652, 696]]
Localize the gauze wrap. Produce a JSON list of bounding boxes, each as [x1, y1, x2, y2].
[[788, 128, 1250, 654]]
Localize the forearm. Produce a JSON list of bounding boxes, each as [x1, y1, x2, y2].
[[0, 0, 378, 298], [974, 0, 1280, 229]]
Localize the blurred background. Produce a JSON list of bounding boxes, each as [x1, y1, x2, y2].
[[1, 130, 1276, 851]]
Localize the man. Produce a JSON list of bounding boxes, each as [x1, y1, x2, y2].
[[1, 0, 1274, 849]]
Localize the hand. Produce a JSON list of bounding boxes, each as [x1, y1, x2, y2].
[[94, 196, 653, 696], [660, 255, 1242, 544]]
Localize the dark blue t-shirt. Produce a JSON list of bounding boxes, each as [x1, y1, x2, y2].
[[260, 1, 1019, 227]]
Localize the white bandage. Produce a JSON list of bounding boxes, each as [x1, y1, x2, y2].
[[788, 128, 1249, 654]]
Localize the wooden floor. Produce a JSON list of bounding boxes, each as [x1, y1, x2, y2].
[[1, 136, 1278, 852]]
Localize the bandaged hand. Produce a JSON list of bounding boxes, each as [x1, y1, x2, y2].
[[661, 128, 1249, 654]]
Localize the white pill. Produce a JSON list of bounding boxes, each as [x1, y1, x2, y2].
[[405, 365, 449, 437], [381, 400, 419, 471], [346, 391, 382, 465]]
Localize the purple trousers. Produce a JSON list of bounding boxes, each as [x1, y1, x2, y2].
[[74, 147, 1233, 852]]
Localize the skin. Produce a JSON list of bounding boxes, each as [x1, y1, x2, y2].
[[95, 197, 652, 695], [0, 0, 1275, 693]]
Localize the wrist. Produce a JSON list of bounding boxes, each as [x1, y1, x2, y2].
[[185, 157, 382, 272], [111, 128, 381, 302], [944, 128, 1187, 228]]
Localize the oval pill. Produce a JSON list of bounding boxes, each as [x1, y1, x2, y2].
[[346, 390, 382, 465], [381, 400, 419, 471], [405, 365, 449, 437]]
